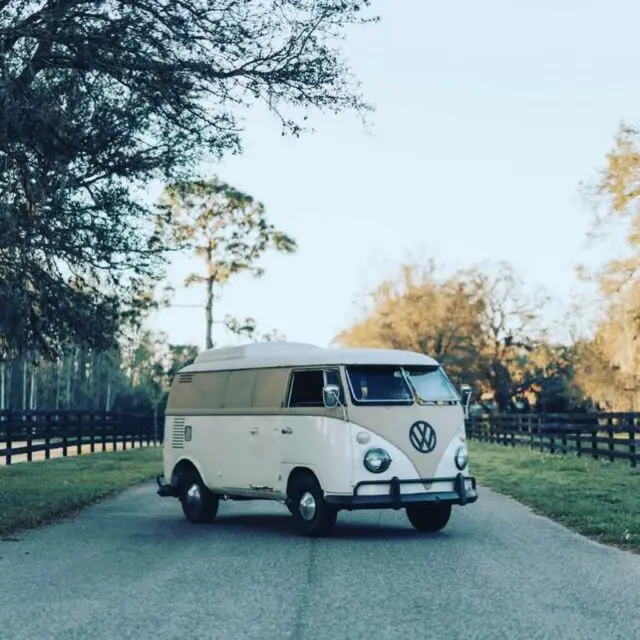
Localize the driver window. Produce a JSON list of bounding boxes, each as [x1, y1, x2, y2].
[[288, 370, 324, 407], [287, 368, 345, 407]]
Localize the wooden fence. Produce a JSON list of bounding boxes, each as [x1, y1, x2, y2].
[[466, 411, 640, 467], [0, 410, 163, 466]]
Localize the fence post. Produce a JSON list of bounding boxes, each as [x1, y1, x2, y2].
[[45, 413, 52, 460], [608, 416, 615, 462], [5, 413, 12, 465], [538, 416, 543, 453], [89, 413, 95, 453], [102, 413, 108, 452], [77, 412, 83, 456], [62, 414, 69, 457], [26, 412, 33, 462]]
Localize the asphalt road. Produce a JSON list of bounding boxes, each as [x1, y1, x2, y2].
[[1, 484, 639, 640]]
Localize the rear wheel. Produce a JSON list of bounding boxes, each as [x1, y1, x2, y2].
[[406, 503, 452, 532], [180, 470, 219, 524], [289, 475, 337, 537]]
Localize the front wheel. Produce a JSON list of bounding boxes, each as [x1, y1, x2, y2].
[[289, 475, 337, 537], [406, 503, 452, 532], [180, 470, 219, 524]]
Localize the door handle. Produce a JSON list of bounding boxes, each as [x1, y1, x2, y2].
[[281, 427, 292, 435], [250, 427, 259, 434]]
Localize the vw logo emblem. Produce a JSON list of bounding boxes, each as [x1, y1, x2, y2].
[[409, 421, 437, 453]]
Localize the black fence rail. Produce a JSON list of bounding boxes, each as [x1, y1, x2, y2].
[[466, 412, 640, 467], [0, 410, 163, 465]]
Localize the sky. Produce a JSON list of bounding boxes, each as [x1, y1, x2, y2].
[[147, 0, 640, 351]]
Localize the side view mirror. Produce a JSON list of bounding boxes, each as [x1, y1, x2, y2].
[[460, 384, 473, 419], [323, 384, 341, 409]]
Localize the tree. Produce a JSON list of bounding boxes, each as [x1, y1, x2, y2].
[[462, 261, 549, 411], [336, 260, 550, 411], [573, 122, 640, 409], [157, 178, 297, 348], [166, 345, 199, 383], [335, 260, 486, 383], [0, 0, 376, 360], [571, 292, 640, 411], [223, 315, 287, 343]]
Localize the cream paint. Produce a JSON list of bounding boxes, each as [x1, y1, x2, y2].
[[343, 421, 469, 497], [166, 414, 354, 496], [277, 415, 353, 494], [164, 408, 467, 499], [347, 423, 424, 496], [432, 432, 471, 491], [345, 404, 465, 479]]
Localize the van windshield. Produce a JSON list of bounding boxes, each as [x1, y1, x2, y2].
[[345, 364, 460, 406], [403, 366, 460, 405], [345, 365, 413, 405]]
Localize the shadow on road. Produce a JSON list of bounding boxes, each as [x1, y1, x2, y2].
[[199, 512, 450, 541]]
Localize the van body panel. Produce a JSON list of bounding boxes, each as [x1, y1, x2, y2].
[[278, 415, 353, 494], [347, 422, 424, 495], [345, 404, 464, 481]]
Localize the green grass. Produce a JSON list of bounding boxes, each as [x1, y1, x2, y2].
[[0, 447, 163, 539], [469, 440, 640, 553]]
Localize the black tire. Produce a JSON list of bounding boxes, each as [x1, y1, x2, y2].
[[406, 503, 452, 533], [180, 470, 219, 524], [289, 475, 337, 537]]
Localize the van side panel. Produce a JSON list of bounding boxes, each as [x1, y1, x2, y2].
[[278, 414, 353, 494], [252, 368, 290, 407], [166, 371, 230, 412], [163, 367, 292, 493], [223, 370, 257, 408]]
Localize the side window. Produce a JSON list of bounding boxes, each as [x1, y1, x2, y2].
[[288, 370, 325, 407], [287, 368, 345, 408]]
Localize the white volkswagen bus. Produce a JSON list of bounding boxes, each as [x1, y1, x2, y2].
[[156, 342, 477, 536]]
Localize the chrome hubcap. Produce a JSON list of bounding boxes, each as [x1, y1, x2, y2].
[[186, 483, 201, 508], [299, 491, 317, 521]]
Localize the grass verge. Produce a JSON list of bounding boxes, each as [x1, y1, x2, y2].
[[0, 447, 163, 539], [468, 440, 640, 554]]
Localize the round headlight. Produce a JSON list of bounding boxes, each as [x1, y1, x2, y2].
[[455, 444, 469, 470], [363, 448, 391, 474]]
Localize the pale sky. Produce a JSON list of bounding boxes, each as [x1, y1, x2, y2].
[[147, 0, 640, 351]]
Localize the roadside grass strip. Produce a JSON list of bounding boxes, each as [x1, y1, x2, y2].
[[469, 440, 640, 553], [0, 447, 162, 539]]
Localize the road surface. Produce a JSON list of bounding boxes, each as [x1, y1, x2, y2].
[[1, 483, 638, 640]]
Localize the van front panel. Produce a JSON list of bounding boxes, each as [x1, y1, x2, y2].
[[346, 405, 464, 483]]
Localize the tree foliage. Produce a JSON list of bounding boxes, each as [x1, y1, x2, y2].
[[336, 260, 561, 412], [0, 0, 376, 360], [157, 178, 297, 348], [572, 122, 640, 410]]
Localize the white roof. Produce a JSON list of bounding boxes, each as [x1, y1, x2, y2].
[[182, 341, 439, 373]]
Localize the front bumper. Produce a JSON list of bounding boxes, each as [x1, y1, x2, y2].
[[324, 473, 478, 511]]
